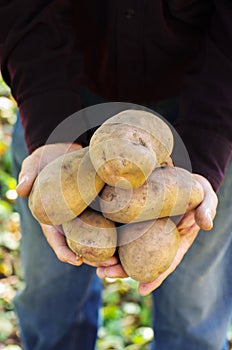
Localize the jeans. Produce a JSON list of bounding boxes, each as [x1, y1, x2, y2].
[[12, 88, 232, 350]]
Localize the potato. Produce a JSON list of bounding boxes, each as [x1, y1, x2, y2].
[[118, 218, 180, 283], [62, 208, 117, 262], [89, 109, 173, 189], [160, 156, 174, 167], [100, 166, 204, 224], [29, 147, 105, 225]]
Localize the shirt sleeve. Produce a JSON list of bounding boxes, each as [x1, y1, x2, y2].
[[175, 0, 232, 192], [0, 0, 82, 153]]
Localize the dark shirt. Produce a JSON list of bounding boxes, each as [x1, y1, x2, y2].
[[0, 0, 231, 191]]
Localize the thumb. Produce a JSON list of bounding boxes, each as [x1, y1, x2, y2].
[[193, 174, 218, 231], [16, 154, 40, 197]]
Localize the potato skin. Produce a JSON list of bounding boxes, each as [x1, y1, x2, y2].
[[29, 147, 105, 225], [118, 218, 180, 283], [100, 166, 204, 224], [62, 208, 117, 262], [89, 110, 173, 189]]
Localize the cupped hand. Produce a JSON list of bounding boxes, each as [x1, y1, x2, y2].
[[41, 223, 119, 267], [96, 174, 218, 295], [16, 142, 119, 267]]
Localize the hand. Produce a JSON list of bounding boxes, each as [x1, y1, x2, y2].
[[16, 143, 83, 265], [16, 142, 119, 267], [96, 174, 218, 295], [41, 223, 119, 267]]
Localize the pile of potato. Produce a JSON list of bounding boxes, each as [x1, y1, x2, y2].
[[29, 110, 204, 283]]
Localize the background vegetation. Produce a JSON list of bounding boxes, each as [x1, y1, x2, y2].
[[0, 75, 231, 350]]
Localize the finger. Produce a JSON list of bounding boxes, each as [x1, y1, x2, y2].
[[16, 154, 41, 197], [178, 222, 200, 236], [193, 175, 218, 230], [82, 255, 119, 268], [138, 275, 165, 296], [177, 211, 196, 231], [96, 264, 128, 279], [41, 224, 81, 265]]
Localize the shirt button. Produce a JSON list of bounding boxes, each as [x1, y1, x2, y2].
[[124, 8, 135, 19]]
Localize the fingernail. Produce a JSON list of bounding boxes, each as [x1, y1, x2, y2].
[[206, 210, 213, 229], [16, 176, 28, 189], [139, 285, 149, 296]]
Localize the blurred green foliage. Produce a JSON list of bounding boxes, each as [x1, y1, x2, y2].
[[0, 75, 23, 349], [97, 278, 153, 349]]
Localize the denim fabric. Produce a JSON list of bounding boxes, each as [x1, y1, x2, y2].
[[11, 89, 232, 349], [146, 98, 232, 350], [150, 159, 232, 350]]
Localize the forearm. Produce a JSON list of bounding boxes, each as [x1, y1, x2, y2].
[[0, 0, 82, 153]]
